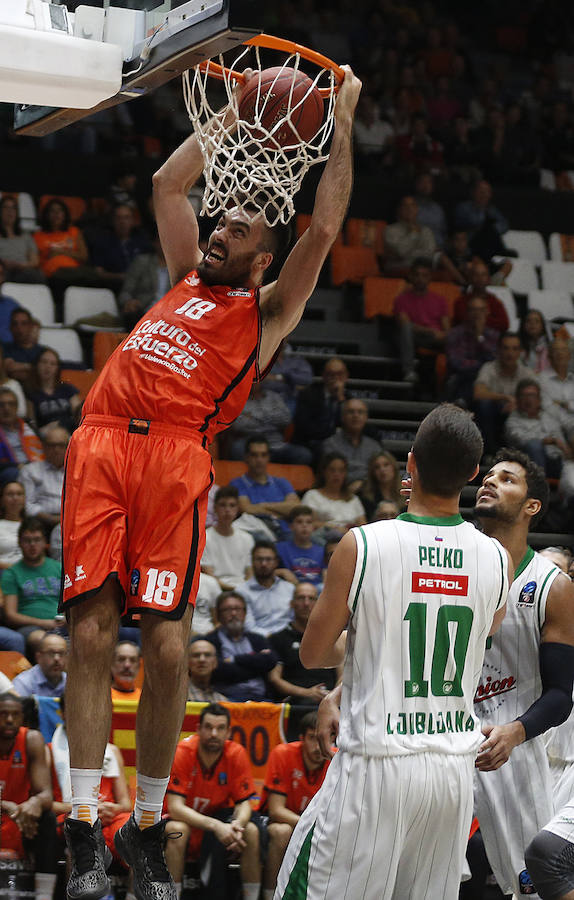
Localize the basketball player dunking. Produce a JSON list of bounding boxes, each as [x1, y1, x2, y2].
[[473, 448, 574, 899], [61, 66, 361, 900], [275, 405, 511, 900]]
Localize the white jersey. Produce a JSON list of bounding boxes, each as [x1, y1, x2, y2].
[[545, 701, 574, 810], [474, 549, 564, 897], [338, 513, 508, 757]]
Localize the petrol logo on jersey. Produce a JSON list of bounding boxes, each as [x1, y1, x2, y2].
[[517, 580, 536, 608], [412, 572, 469, 596]]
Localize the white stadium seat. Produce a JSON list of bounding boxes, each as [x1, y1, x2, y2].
[[503, 259, 539, 294], [540, 261, 574, 292], [549, 233, 565, 262], [488, 286, 519, 331], [3, 282, 55, 325], [63, 286, 118, 326], [39, 327, 83, 365], [527, 289, 574, 322], [503, 230, 547, 264]]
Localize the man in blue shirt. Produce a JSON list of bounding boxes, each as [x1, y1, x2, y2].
[[12, 631, 67, 698], [231, 435, 299, 538], [236, 542, 295, 637]]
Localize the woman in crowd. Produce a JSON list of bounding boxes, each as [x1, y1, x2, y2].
[[26, 348, 81, 432], [0, 196, 44, 283], [359, 450, 403, 522], [0, 346, 26, 418], [519, 308, 552, 373], [0, 480, 24, 570], [34, 198, 89, 279], [302, 452, 366, 538]]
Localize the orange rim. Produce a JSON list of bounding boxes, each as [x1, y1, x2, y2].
[[197, 33, 345, 97]]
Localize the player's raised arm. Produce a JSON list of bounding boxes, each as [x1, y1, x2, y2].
[[258, 66, 362, 368]]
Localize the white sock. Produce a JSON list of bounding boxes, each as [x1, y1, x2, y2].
[[35, 872, 57, 900], [243, 884, 261, 900], [263, 890, 275, 900], [70, 767, 102, 824], [133, 772, 169, 829], [175, 883, 182, 900]]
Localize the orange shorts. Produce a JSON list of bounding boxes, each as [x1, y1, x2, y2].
[[60, 415, 213, 619]]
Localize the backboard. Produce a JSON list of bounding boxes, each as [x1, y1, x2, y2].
[[12, 0, 263, 137]]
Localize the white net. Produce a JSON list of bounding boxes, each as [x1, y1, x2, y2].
[[182, 43, 338, 226]]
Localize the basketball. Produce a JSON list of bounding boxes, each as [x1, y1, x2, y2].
[[238, 66, 324, 148]]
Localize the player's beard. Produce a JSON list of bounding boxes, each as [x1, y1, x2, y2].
[[197, 248, 257, 287]]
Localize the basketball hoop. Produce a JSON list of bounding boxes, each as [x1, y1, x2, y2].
[[183, 35, 344, 226]]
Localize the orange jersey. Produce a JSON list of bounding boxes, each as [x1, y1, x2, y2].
[[84, 272, 261, 444], [167, 735, 255, 815], [0, 728, 30, 804], [0, 728, 30, 856], [260, 741, 330, 815]]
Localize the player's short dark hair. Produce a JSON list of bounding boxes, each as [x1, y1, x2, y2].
[[199, 702, 230, 726], [492, 447, 549, 526], [287, 505, 314, 523], [245, 434, 270, 453], [214, 485, 239, 504], [299, 711, 318, 735], [18, 517, 46, 541], [413, 403, 483, 497], [252, 540, 278, 559], [0, 692, 22, 707], [215, 590, 246, 616]]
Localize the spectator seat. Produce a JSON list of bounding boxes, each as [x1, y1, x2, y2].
[[330, 244, 380, 286], [549, 233, 565, 261], [63, 286, 119, 327], [503, 259, 539, 294], [363, 277, 406, 318], [93, 331, 127, 371], [39, 327, 84, 365], [527, 290, 574, 323], [540, 261, 574, 292], [503, 230, 547, 264], [60, 368, 99, 399], [428, 281, 461, 319], [3, 282, 55, 326], [0, 651, 31, 680], [488, 286, 520, 331], [214, 460, 314, 493], [0, 192, 37, 232], [345, 218, 386, 255], [39, 194, 87, 224]]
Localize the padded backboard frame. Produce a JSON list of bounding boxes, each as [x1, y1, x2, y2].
[[13, 0, 262, 137]]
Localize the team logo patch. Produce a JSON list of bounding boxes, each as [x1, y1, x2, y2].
[[130, 569, 140, 597], [64, 574, 72, 590], [12, 751, 22, 766], [517, 581, 536, 607], [518, 869, 536, 893], [412, 572, 469, 596], [218, 772, 227, 785], [227, 289, 252, 297], [75, 565, 86, 582]]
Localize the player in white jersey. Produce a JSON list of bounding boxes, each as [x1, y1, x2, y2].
[[473, 448, 574, 899], [274, 404, 511, 900]]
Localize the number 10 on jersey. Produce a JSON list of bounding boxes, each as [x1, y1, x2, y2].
[[403, 602, 474, 698]]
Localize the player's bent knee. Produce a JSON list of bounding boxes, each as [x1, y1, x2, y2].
[[268, 822, 293, 848], [165, 820, 190, 851], [244, 821, 259, 849], [525, 829, 574, 899]]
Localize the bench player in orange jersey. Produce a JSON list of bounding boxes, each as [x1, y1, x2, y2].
[[259, 712, 332, 899], [60, 65, 362, 900]]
